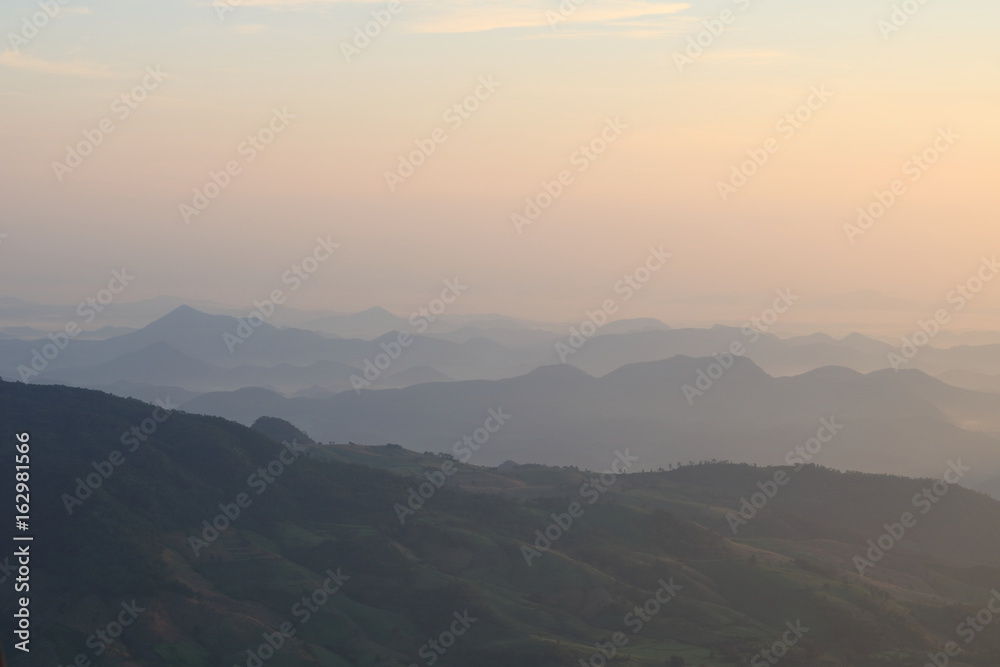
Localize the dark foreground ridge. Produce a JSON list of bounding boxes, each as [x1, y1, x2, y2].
[[2, 378, 1000, 666]]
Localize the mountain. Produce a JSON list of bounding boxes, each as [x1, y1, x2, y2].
[[379, 365, 454, 387], [183, 357, 1000, 489], [0, 306, 550, 388], [304, 306, 409, 338], [251, 415, 316, 444], [43, 341, 218, 386], [110, 305, 285, 364], [0, 324, 136, 340], [7, 379, 1000, 666], [218, 358, 362, 393], [11, 305, 1000, 412], [562, 327, 895, 377], [937, 369, 1000, 394]]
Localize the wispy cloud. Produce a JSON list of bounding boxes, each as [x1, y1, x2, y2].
[[0, 50, 113, 78], [406, 1, 691, 35], [204, 0, 382, 7]]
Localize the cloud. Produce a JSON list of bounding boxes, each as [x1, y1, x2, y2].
[[199, 0, 690, 36], [0, 50, 113, 78], [205, 0, 383, 7], [405, 1, 691, 35]]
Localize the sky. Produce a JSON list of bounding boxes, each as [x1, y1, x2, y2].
[[1, 0, 999, 331]]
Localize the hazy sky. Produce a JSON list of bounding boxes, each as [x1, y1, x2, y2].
[[1, 0, 998, 328]]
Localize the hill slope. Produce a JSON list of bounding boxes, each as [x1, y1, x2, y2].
[[4, 380, 1000, 666]]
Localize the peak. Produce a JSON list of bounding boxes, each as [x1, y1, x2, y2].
[[156, 305, 217, 322], [139, 305, 247, 332], [167, 304, 201, 316], [357, 306, 395, 316]]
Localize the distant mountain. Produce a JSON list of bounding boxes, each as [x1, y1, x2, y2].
[[0, 306, 549, 389], [379, 365, 453, 387], [183, 357, 1000, 490], [219, 358, 361, 393], [0, 295, 229, 330], [112, 305, 285, 363], [937, 369, 1000, 394], [304, 306, 409, 338], [44, 341, 218, 385], [562, 327, 894, 377], [10, 305, 1000, 411], [0, 324, 136, 339]]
